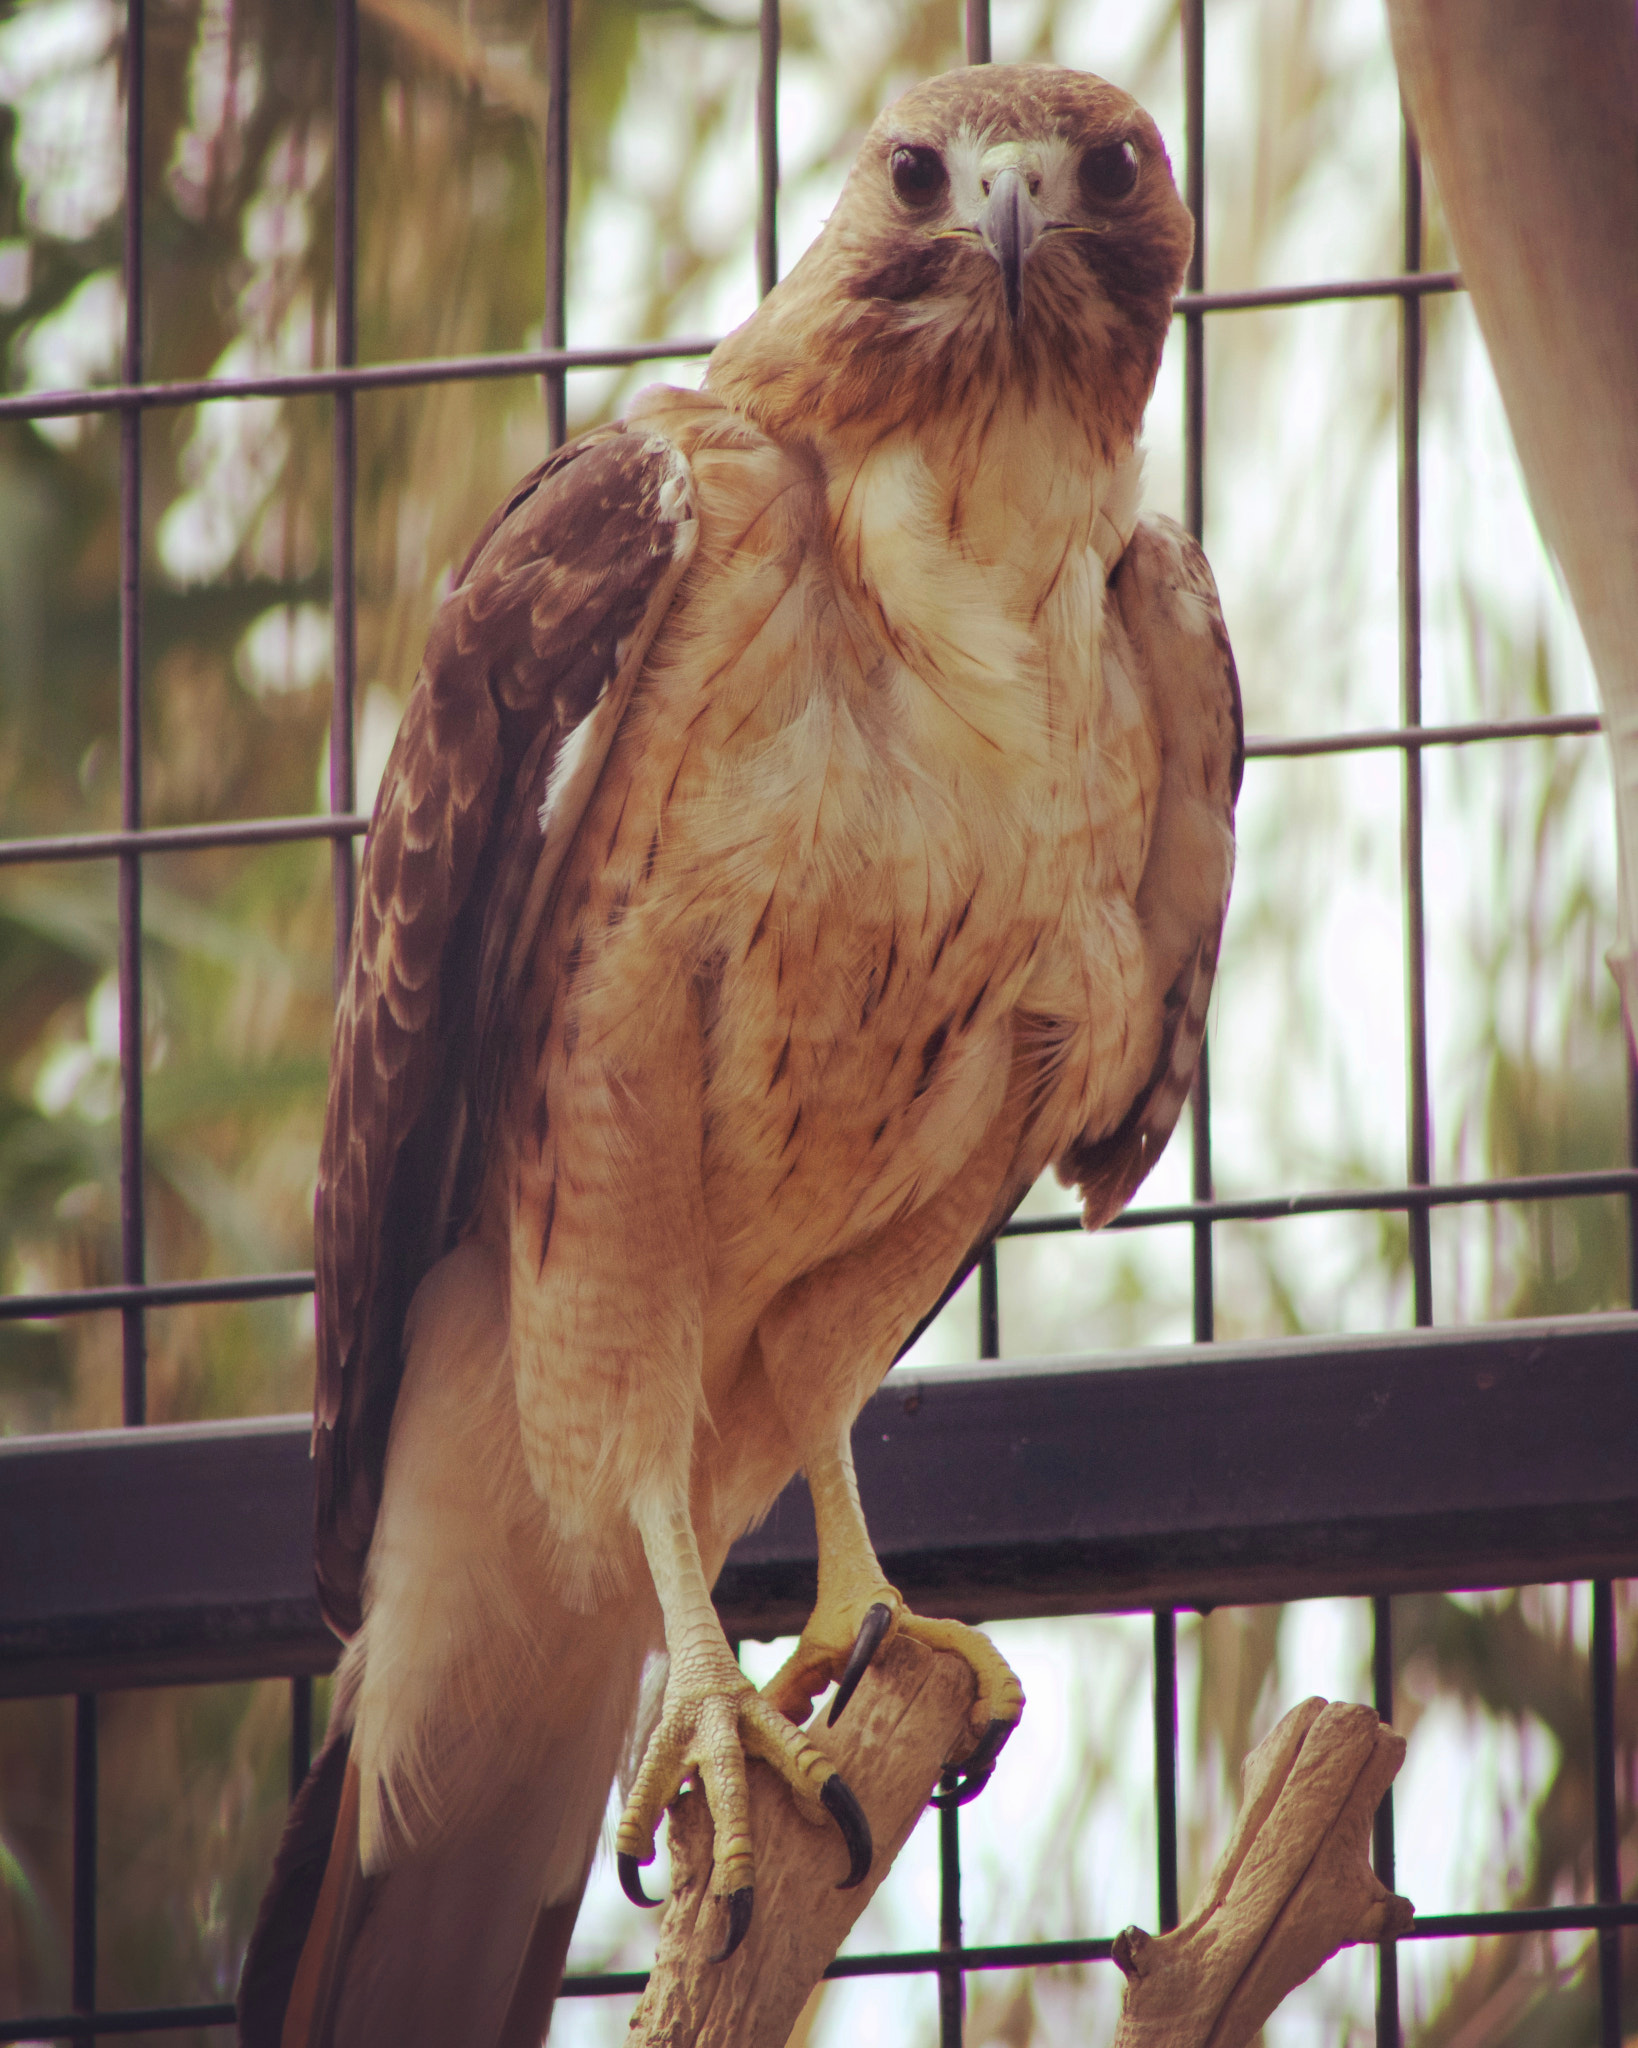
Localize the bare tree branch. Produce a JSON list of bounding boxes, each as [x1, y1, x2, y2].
[[1111, 1698, 1413, 2048], [627, 1660, 1410, 2048], [628, 1636, 975, 2048]]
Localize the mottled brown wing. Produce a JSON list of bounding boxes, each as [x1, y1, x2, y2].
[[1061, 513, 1243, 1228], [313, 422, 698, 1636]]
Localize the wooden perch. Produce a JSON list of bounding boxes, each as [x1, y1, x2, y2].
[[627, 1635, 976, 2048], [1111, 1698, 1413, 2048], [626, 1653, 1409, 2048]]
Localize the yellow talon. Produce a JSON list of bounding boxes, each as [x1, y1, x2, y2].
[[893, 1611, 1026, 1757], [763, 1577, 1024, 1772], [617, 1659, 870, 1906]]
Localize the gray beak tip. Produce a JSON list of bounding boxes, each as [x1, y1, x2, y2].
[[979, 165, 1040, 328]]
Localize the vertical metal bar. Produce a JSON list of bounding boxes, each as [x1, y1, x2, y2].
[[1377, 119, 1422, 2048], [977, 1243, 1000, 1359], [1624, 1059, 1638, 2048], [118, 0, 147, 1428], [290, 1675, 314, 1803], [1153, 1609, 1180, 1931], [1399, 117, 1433, 1327], [1624, 1060, 1638, 2043], [1180, 0, 1213, 1347], [1372, 1597, 1400, 2048], [1593, 1580, 1623, 2048], [1180, 0, 1205, 543], [542, 0, 571, 452], [1627, 1045, 1638, 1303], [964, 0, 990, 66], [755, 0, 780, 299], [1189, 1056, 1214, 1342], [72, 1694, 97, 2026], [937, 1766, 964, 2048], [331, 0, 358, 991]]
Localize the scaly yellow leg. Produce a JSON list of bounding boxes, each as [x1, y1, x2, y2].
[[615, 1494, 872, 1958], [763, 1436, 1024, 1798]]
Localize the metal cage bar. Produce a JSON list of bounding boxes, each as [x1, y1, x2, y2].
[[1181, 0, 1212, 1362], [1373, 103, 1428, 2048], [1399, 121, 1432, 1330], [1153, 1609, 1181, 1933], [757, 0, 781, 300], [543, 0, 571, 452], [116, 0, 147, 1436], [1593, 1580, 1623, 2046], [1373, 1596, 1399, 2048], [330, 0, 359, 993], [6, 1171, 1637, 1329], [71, 1694, 96, 2028]]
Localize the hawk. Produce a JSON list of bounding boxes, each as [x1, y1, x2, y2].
[[241, 61, 1241, 2048]]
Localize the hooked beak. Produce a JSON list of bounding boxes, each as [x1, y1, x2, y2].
[[977, 165, 1047, 325]]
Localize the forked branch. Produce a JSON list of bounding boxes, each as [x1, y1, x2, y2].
[[626, 1655, 1411, 2048], [1110, 1697, 1413, 2048]]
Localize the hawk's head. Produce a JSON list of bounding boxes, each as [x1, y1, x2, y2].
[[709, 65, 1194, 458]]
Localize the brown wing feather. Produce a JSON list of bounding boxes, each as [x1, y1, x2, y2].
[[1062, 513, 1242, 1228], [313, 423, 698, 1636]]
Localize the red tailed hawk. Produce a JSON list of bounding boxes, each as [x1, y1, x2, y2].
[[240, 61, 1240, 2048]]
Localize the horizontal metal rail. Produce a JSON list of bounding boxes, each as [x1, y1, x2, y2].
[[1243, 711, 1602, 758], [0, 813, 371, 868], [0, 708, 1602, 873], [1182, 267, 1460, 312], [0, 273, 1462, 428], [0, 2006, 240, 2043], [3, 1169, 1630, 1324], [0, 337, 721, 424], [5, 1313, 1635, 1697], [1068, 1166, 1638, 1232], [0, 1273, 315, 1322], [8, 1896, 1637, 2044]]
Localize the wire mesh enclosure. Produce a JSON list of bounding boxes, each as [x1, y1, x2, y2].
[[0, 0, 1633, 2042]]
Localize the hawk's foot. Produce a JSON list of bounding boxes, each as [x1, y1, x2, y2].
[[615, 1647, 872, 1959], [898, 1612, 1025, 1802], [764, 1586, 1024, 1802]]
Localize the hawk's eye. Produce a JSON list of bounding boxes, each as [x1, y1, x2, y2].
[[889, 144, 948, 207], [1080, 140, 1140, 204]]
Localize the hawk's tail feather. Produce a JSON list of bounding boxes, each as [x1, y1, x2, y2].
[[270, 1751, 369, 2048], [238, 1713, 609, 2048], [237, 1724, 355, 2048], [244, 1241, 658, 2045]]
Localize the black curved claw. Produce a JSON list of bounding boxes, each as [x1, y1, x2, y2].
[[962, 1715, 1016, 1781], [618, 1851, 660, 1909], [820, 1772, 874, 1889], [930, 1763, 994, 1808], [930, 1716, 1016, 1808], [828, 1602, 895, 1727], [709, 1885, 754, 1964]]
